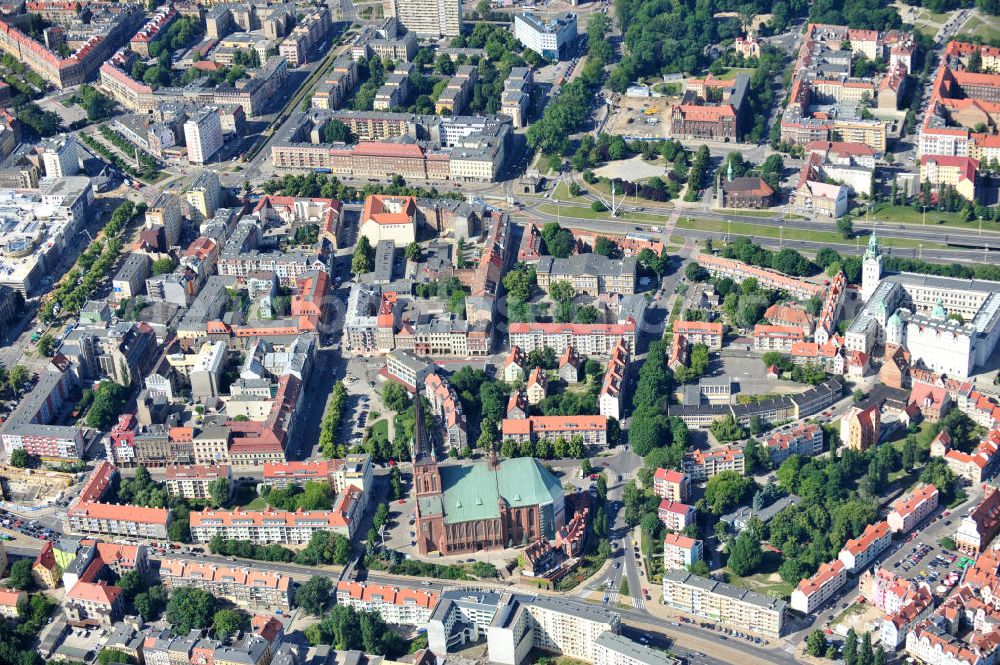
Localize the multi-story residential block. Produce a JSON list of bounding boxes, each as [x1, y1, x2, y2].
[[501, 415, 608, 449], [1, 355, 82, 461], [32, 540, 61, 589], [159, 559, 292, 610], [436, 65, 477, 115], [184, 108, 224, 166], [919, 155, 978, 201], [860, 566, 918, 615], [955, 488, 1000, 553], [658, 500, 696, 532], [165, 464, 232, 501], [683, 445, 745, 481], [535, 254, 637, 296], [696, 253, 825, 300], [40, 135, 79, 178], [359, 194, 417, 247], [599, 338, 630, 421], [66, 462, 171, 539], [498, 596, 620, 665], [502, 345, 528, 382], [112, 252, 151, 302], [663, 533, 702, 570], [526, 367, 548, 405], [383, 0, 462, 37], [751, 324, 806, 352], [278, 5, 330, 66], [887, 484, 939, 534], [764, 423, 824, 466], [791, 153, 850, 218], [790, 559, 847, 614], [508, 322, 636, 356], [838, 520, 892, 573], [385, 349, 433, 390], [593, 632, 681, 665], [514, 12, 577, 60], [335, 581, 438, 625], [0, 588, 25, 618], [661, 570, 786, 637], [189, 491, 362, 544], [653, 469, 690, 502], [425, 373, 468, 451], [501, 67, 532, 128], [184, 170, 222, 222], [0, 8, 143, 89], [671, 321, 723, 349], [840, 404, 880, 451]]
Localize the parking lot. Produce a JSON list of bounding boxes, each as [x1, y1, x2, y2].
[[809, 485, 983, 634]]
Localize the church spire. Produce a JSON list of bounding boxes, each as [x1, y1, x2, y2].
[[866, 232, 880, 258]]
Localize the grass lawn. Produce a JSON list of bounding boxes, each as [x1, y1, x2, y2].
[[725, 570, 795, 599], [716, 67, 755, 80], [715, 209, 780, 218], [677, 217, 948, 250], [957, 15, 1000, 43], [536, 203, 667, 223], [869, 203, 993, 230], [240, 496, 268, 509], [552, 180, 589, 202], [832, 602, 866, 626], [585, 176, 675, 207]]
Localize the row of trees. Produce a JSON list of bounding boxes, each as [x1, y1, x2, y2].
[[525, 12, 610, 156], [208, 529, 354, 566], [261, 172, 465, 204], [319, 381, 349, 458], [40, 200, 145, 324]]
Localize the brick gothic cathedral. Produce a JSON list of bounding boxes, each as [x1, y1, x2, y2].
[[411, 400, 565, 555]]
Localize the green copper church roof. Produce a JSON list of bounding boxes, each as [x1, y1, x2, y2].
[[436, 457, 563, 525]]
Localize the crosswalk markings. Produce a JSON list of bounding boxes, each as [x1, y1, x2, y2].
[[782, 640, 797, 654]]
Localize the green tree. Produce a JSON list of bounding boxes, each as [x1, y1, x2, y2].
[[549, 280, 576, 305], [207, 477, 230, 508], [405, 242, 422, 261], [296, 576, 332, 616], [9, 448, 30, 468], [166, 588, 217, 634], [837, 216, 854, 239], [704, 471, 754, 515], [352, 236, 374, 274], [844, 629, 858, 665], [151, 257, 178, 276], [36, 333, 54, 357], [8, 559, 33, 590], [710, 414, 747, 442], [213, 609, 246, 639], [382, 381, 410, 412], [806, 630, 828, 657], [727, 531, 763, 576], [117, 570, 143, 599]]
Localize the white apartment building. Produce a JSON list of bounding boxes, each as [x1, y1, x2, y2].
[[663, 534, 702, 570], [165, 464, 231, 501], [839, 521, 892, 573], [662, 570, 786, 638], [184, 109, 224, 165], [335, 581, 438, 625], [887, 484, 939, 534], [383, 0, 461, 36], [790, 560, 847, 614], [41, 135, 79, 178]]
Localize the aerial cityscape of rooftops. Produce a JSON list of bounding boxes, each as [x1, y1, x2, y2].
[[1, 0, 1000, 664]]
